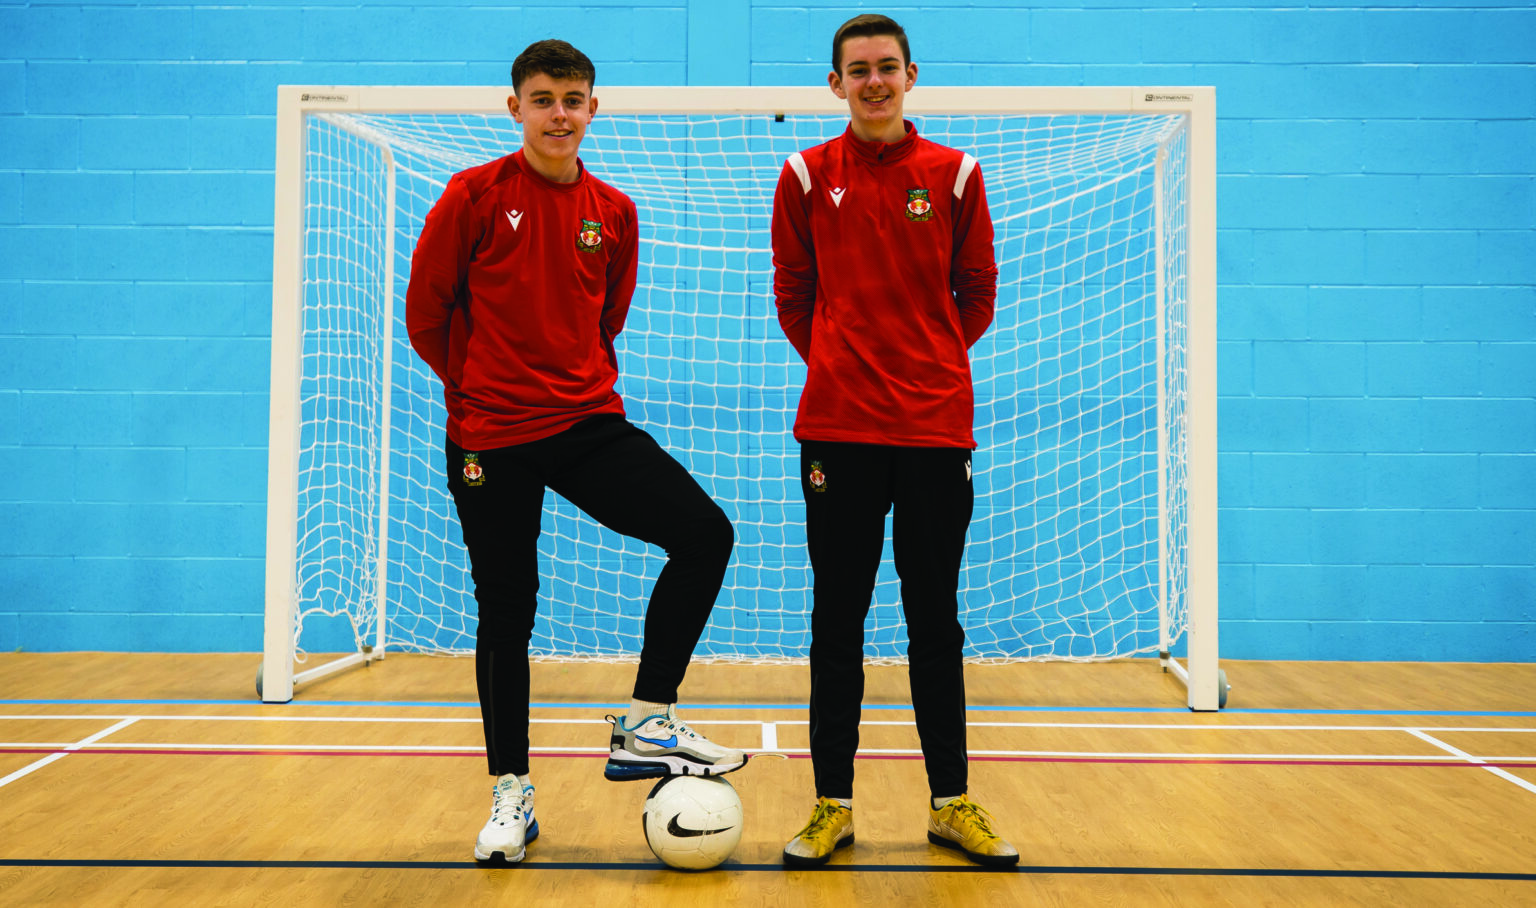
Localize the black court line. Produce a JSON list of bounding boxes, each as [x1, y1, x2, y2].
[[2, 859, 1533, 880]]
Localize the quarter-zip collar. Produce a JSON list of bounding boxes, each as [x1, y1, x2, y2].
[[843, 120, 920, 166]]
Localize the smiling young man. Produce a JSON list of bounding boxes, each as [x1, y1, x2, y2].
[[405, 39, 745, 866], [771, 15, 1019, 867]]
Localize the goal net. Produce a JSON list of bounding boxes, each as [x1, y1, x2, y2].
[[264, 86, 1218, 705]]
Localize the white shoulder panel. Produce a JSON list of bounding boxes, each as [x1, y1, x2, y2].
[[787, 152, 812, 195], [953, 153, 978, 200]]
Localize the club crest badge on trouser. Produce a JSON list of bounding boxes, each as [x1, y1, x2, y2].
[[462, 452, 485, 487], [808, 461, 827, 493]]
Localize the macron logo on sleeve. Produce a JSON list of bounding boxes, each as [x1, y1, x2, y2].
[[506, 210, 524, 230], [829, 187, 846, 207]]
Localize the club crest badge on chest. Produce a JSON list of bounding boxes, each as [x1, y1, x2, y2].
[[905, 188, 933, 222], [577, 218, 604, 253]]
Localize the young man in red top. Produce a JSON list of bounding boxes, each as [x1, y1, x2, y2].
[[772, 15, 1019, 867], [406, 40, 745, 866]]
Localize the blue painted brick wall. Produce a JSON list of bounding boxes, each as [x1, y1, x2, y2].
[[1, 1, 1532, 660]]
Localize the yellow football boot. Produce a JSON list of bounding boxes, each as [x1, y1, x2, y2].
[[782, 797, 854, 866], [927, 794, 1019, 867]]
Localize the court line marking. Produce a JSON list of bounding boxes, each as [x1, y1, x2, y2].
[[1407, 728, 1536, 796], [4, 714, 1531, 769], [0, 713, 489, 725], [5, 699, 1536, 718], [4, 714, 1535, 734], [2, 743, 1533, 768], [0, 857, 1532, 880], [0, 718, 138, 790]]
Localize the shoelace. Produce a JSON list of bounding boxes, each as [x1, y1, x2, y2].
[[948, 799, 998, 839], [490, 782, 524, 826], [657, 712, 702, 742], [796, 800, 843, 840]]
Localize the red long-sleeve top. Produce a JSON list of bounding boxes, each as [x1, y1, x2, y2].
[[771, 122, 998, 448], [406, 150, 638, 449]]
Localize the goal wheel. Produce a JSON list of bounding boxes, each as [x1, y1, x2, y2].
[[255, 663, 264, 700], [1217, 669, 1229, 708]]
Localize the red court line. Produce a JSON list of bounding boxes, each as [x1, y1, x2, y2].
[[2, 746, 1534, 769]]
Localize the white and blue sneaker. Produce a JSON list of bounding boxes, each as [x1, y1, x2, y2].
[[474, 775, 538, 864], [603, 705, 746, 781]]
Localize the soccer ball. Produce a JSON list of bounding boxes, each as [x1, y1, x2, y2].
[[641, 776, 744, 870]]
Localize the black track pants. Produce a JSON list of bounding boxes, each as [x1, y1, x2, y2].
[[447, 415, 734, 776], [800, 440, 974, 799]]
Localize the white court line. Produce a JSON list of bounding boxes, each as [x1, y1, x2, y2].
[[0, 717, 139, 790], [4, 739, 1534, 764], [1406, 728, 1536, 796], [4, 714, 1535, 733], [2, 715, 1534, 768], [0, 714, 753, 727], [819, 748, 1536, 762], [0, 742, 603, 754], [823, 721, 1536, 733]]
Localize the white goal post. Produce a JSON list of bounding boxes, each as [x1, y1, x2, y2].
[[263, 85, 1223, 709]]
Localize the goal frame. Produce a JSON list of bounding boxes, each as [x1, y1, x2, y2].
[[262, 85, 1221, 709]]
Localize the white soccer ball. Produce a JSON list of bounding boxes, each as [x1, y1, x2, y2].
[[642, 776, 744, 870]]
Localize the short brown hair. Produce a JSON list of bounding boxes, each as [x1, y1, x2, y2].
[[511, 39, 596, 94], [831, 14, 910, 75]]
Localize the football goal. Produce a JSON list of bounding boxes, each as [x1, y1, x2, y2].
[[262, 85, 1223, 709]]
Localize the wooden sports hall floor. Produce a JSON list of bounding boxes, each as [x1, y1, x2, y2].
[[1, 654, 1533, 906]]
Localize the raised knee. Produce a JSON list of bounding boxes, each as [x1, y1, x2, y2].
[[705, 505, 735, 558]]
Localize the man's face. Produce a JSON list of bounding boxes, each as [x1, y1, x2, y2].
[[829, 35, 916, 133], [507, 73, 597, 176]]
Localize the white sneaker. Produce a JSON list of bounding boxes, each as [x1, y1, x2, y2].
[[603, 705, 747, 781], [474, 776, 537, 864]]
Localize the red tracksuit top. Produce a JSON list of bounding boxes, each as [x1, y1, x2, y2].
[[406, 150, 638, 449], [771, 122, 998, 448]]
